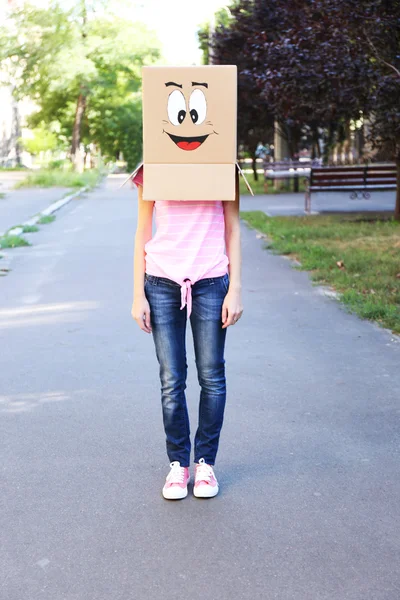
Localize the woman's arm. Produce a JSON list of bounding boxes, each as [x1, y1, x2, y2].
[[222, 171, 244, 328], [131, 185, 154, 333]]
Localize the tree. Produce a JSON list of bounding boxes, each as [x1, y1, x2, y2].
[[210, 0, 400, 218], [0, 1, 160, 170], [354, 0, 400, 219], [205, 1, 274, 180], [212, 0, 370, 163]]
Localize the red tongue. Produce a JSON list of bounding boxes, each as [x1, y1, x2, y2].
[[177, 140, 202, 151]]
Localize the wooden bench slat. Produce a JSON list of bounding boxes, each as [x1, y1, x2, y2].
[[312, 165, 396, 173], [366, 177, 397, 182], [313, 177, 396, 185], [310, 184, 396, 192], [313, 174, 365, 181]]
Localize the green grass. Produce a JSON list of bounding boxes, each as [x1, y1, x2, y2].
[[0, 166, 28, 171], [0, 193, 5, 199], [0, 235, 30, 249], [22, 225, 39, 233], [37, 215, 56, 224], [15, 169, 102, 189], [240, 175, 307, 196], [240, 211, 400, 334]]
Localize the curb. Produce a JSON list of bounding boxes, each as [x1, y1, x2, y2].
[[1, 186, 88, 238]]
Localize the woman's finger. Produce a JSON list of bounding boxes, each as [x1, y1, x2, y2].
[[135, 313, 151, 334], [222, 310, 234, 329], [222, 304, 228, 325], [144, 309, 152, 332]]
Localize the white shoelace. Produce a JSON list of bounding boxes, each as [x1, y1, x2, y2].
[[195, 459, 215, 483], [167, 461, 185, 484]]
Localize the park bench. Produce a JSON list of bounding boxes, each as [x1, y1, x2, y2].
[[304, 164, 397, 213], [263, 160, 312, 193]]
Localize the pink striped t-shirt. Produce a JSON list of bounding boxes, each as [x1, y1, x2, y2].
[[133, 166, 229, 318]]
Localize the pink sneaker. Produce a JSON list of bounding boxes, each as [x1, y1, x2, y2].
[[162, 461, 190, 500], [193, 458, 219, 498]]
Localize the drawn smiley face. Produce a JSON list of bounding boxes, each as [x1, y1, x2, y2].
[[142, 65, 237, 165], [163, 81, 217, 151]]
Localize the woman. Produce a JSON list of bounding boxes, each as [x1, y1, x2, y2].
[[131, 165, 243, 500]]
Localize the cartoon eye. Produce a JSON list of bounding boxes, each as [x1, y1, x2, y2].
[[167, 90, 186, 126], [189, 89, 207, 125]]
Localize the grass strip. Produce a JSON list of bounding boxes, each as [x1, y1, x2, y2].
[[37, 215, 56, 224], [0, 235, 30, 249], [239, 176, 307, 196], [240, 211, 400, 334], [15, 169, 102, 189]]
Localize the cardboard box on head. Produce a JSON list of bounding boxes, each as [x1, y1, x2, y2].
[[123, 65, 253, 200]]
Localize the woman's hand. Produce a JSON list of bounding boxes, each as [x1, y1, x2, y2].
[[131, 295, 152, 334], [221, 289, 243, 329]]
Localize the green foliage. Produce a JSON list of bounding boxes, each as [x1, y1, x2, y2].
[[20, 125, 58, 155], [197, 7, 233, 65], [87, 88, 143, 170], [241, 211, 400, 333]]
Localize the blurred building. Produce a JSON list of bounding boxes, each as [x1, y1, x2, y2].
[[0, 0, 34, 167]]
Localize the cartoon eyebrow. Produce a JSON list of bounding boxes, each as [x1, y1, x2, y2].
[[192, 82, 208, 88], [165, 81, 182, 88]]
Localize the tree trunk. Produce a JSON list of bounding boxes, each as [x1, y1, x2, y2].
[[71, 93, 87, 170], [317, 136, 322, 159], [395, 155, 400, 222], [252, 153, 258, 182], [343, 121, 351, 164], [12, 91, 22, 165], [312, 124, 322, 159], [324, 123, 336, 166]]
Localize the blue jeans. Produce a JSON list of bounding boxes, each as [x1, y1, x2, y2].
[[144, 273, 229, 467]]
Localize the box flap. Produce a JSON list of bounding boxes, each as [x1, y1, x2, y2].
[[119, 162, 143, 189], [120, 161, 254, 199], [143, 163, 236, 201], [236, 162, 254, 196]]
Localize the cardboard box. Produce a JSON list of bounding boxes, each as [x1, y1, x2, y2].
[[123, 65, 253, 200]]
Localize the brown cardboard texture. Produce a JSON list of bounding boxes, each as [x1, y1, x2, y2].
[[140, 65, 251, 201]]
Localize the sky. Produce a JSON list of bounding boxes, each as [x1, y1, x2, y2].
[[133, 0, 232, 65]]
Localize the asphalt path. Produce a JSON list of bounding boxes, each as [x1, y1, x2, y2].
[[1, 176, 399, 600], [240, 190, 396, 216], [0, 186, 71, 235]]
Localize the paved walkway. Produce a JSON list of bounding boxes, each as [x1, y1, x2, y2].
[[241, 190, 396, 216], [1, 176, 399, 599], [0, 186, 71, 235]]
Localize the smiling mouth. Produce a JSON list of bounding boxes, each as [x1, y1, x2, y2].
[[166, 132, 209, 151]]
